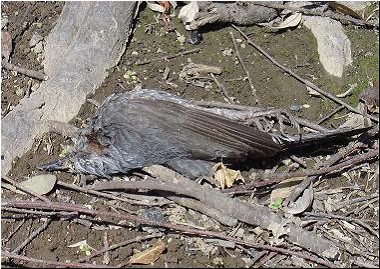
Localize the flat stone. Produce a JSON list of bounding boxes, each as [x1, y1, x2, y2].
[[303, 16, 352, 77]]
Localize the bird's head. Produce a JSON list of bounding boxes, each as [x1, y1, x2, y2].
[[37, 133, 115, 179]]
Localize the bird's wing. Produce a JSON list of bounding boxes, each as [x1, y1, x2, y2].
[[95, 98, 281, 163]]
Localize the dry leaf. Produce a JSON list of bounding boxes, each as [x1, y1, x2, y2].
[[268, 219, 291, 245], [306, 86, 322, 97], [283, 184, 314, 215], [339, 103, 370, 129], [146, 2, 166, 13], [270, 176, 305, 203], [212, 163, 244, 189], [178, 1, 199, 24], [67, 240, 96, 256], [129, 239, 166, 265], [336, 84, 355, 98], [271, 13, 302, 29]]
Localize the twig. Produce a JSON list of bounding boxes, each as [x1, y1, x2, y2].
[[2, 250, 116, 268], [210, 73, 235, 104], [102, 231, 110, 265], [284, 140, 366, 206], [317, 105, 345, 125], [2, 199, 336, 267], [11, 219, 52, 254], [1, 206, 77, 217], [2, 61, 48, 80], [3, 219, 26, 244], [254, 2, 379, 29], [57, 181, 168, 206], [1, 176, 51, 203], [303, 212, 379, 238], [231, 24, 379, 123], [75, 234, 162, 263], [230, 31, 259, 105], [135, 48, 201, 65], [334, 194, 379, 211], [226, 149, 379, 192]]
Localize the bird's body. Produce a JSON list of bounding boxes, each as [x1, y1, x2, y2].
[[39, 88, 368, 178]]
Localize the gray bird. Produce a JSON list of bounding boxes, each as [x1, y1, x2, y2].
[[38, 88, 369, 179]]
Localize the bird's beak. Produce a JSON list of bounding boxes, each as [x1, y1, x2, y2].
[[36, 158, 70, 171]]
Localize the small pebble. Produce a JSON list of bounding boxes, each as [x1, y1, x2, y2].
[[290, 104, 303, 112], [32, 41, 44, 54], [29, 30, 44, 47], [187, 30, 202, 45]]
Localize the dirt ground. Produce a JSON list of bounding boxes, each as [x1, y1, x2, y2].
[[1, 1, 379, 268]]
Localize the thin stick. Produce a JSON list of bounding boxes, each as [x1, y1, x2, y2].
[[226, 149, 378, 192], [57, 181, 168, 206], [11, 219, 52, 254], [317, 105, 345, 125], [210, 73, 235, 104], [2, 61, 48, 80], [231, 24, 379, 123], [1, 176, 51, 203], [230, 31, 259, 105], [135, 48, 201, 65], [254, 2, 379, 29], [284, 140, 366, 206], [3, 200, 335, 267], [3, 219, 26, 244], [75, 234, 162, 263], [102, 231, 110, 265], [303, 212, 379, 238], [2, 250, 116, 268]]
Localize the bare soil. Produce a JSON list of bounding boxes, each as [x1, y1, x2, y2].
[[1, 1, 379, 268]]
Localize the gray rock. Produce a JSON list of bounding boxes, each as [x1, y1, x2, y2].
[[303, 16, 352, 77]]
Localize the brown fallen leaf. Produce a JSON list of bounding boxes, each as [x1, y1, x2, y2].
[[213, 162, 244, 189], [129, 239, 166, 265]]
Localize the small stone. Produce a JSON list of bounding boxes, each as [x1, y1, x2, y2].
[[222, 48, 233, 56], [290, 104, 303, 112], [31, 41, 44, 54], [15, 87, 25, 96], [1, 16, 8, 29], [31, 83, 40, 92], [131, 50, 138, 56], [29, 30, 44, 47]]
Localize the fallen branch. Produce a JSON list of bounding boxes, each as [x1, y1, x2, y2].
[[92, 165, 340, 259], [231, 24, 379, 123], [165, 194, 238, 227], [2, 61, 48, 81], [135, 48, 201, 65], [2, 199, 336, 266], [254, 2, 379, 29]]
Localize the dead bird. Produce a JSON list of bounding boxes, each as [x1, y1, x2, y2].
[[38, 88, 371, 179]]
